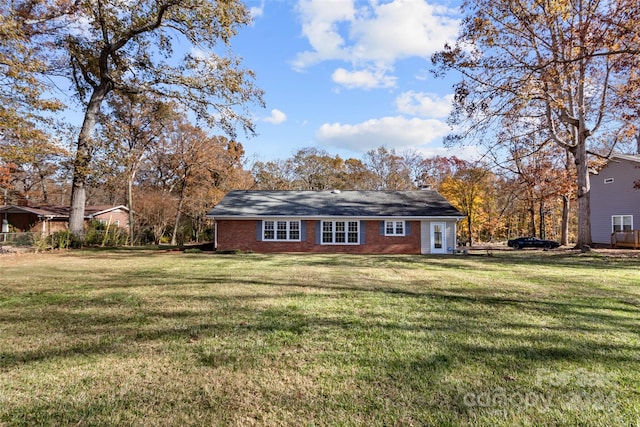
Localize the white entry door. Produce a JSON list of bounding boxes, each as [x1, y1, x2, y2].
[[430, 222, 446, 254]]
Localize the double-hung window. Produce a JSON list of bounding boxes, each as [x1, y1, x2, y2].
[[385, 220, 405, 236], [263, 220, 301, 241], [98, 219, 120, 227], [321, 220, 359, 244], [612, 215, 633, 232]]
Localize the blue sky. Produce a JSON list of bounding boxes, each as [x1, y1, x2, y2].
[[227, 0, 475, 163]]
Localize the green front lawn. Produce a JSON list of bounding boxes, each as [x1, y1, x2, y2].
[[1, 250, 638, 426]]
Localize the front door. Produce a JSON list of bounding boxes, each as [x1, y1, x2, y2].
[[430, 222, 446, 254]]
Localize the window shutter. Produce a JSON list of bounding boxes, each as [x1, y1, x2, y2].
[[256, 220, 263, 241], [360, 222, 366, 244], [405, 221, 411, 235], [379, 221, 385, 235], [300, 221, 307, 241], [315, 221, 321, 244]]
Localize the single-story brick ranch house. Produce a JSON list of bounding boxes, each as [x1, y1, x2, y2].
[[0, 204, 129, 235], [206, 190, 464, 254]]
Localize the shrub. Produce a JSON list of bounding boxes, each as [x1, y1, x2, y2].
[[85, 220, 128, 247], [48, 230, 81, 249], [13, 233, 35, 246]]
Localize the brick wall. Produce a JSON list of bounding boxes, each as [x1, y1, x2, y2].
[[216, 219, 422, 254]]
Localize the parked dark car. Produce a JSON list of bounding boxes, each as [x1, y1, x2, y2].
[[507, 236, 560, 250]]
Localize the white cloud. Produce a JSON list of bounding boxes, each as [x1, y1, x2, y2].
[[395, 91, 453, 118], [316, 115, 450, 153], [263, 109, 287, 124], [292, 0, 356, 70], [250, 1, 265, 19], [332, 67, 397, 89], [293, 0, 460, 85], [348, 0, 460, 63]]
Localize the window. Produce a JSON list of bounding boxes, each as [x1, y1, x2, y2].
[[612, 215, 633, 232], [321, 220, 359, 244], [263, 220, 301, 241], [604, 178, 614, 184], [385, 220, 405, 236], [433, 224, 443, 249]]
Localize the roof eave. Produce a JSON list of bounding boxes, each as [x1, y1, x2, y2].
[[87, 205, 130, 217], [207, 215, 465, 221]]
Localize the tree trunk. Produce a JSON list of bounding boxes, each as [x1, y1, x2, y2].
[[561, 194, 570, 245], [69, 85, 110, 238], [38, 167, 48, 203], [171, 195, 184, 246], [529, 202, 536, 237], [573, 133, 592, 247], [539, 201, 545, 239], [171, 180, 187, 246], [127, 176, 135, 246], [68, 138, 90, 239], [573, 47, 592, 248]]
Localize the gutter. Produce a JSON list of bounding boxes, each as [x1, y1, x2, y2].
[[207, 215, 465, 221]]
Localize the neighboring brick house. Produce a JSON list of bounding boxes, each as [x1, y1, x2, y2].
[[206, 190, 464, 254], [0, 204, 129, 235], [590, 154, 640, 248]]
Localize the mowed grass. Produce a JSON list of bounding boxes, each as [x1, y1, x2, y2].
[[0, 249, 639, 426]]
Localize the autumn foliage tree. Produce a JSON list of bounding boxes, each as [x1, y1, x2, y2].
[[0, 133, 69, 204], [436, 158, 493, 246], [4, 0, 264, 238], [0, 3, 68, 204], [290, 148, 346, 191], [432, 0, 640, 246], [97, 94, 176, 244], [0, 3, 64, 145], [251, 160, 295, 190], [362, 147, 414, 190]]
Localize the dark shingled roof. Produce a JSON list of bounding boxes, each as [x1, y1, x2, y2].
[[207, 190, 463, 218]]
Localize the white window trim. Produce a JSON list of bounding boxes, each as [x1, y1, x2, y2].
[[262, 219, 301, 242], [321, 220, 360, 245], [604, 177, 614, 184], [384, 220, 405, 236], [612, 215, 633, 232], [97, 218, 119, 227]]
